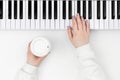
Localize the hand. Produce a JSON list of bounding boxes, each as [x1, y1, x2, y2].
[[67, 14, 90, 48], [27, 43, 46, 67]]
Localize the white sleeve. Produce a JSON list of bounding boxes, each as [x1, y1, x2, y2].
[[15, 63, 38, 80], [76, 44, 107, 80]]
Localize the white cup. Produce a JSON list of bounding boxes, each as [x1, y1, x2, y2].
[[30, 37, 51, 57]]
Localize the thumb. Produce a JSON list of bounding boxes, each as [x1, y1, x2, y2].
[[67, 26, 73, 42]]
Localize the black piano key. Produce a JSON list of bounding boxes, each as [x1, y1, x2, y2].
[[0, 0, 3, 19], [43, 1, 46, 19], [112, 1, 115, 19], [88, 0, 92, 19], [117, 1, 120, 19], [8, 0, 12, 19], [54, 1, 57, 19], [103, 1, 106, 19], [97, 0, 100, 19], [14, 0, 17, 19], [68, 1, 72, 19], [83, 1, 86, 19], [77, 0, 80, 16], [34, 0, 37, 19], [20, 0, 23, 19], [63, 1, 66, 19], [28, 0, 32, 19], [48, 0, 52, 19]]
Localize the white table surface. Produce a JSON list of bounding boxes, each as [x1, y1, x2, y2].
[[0, 30, 119, 80]]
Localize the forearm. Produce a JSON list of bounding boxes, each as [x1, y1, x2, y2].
[[76, 44, 107, 80], [15, 63, 38, 80]]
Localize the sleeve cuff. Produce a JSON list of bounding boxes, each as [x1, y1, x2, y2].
[[76, 44, 95, 59], [22, 63, 38, 74]]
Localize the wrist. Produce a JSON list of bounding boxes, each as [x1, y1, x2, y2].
[[74, 42, 89, 48], [27, 60, 40, 67]]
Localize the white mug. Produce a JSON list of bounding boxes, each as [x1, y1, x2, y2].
[[30, 37, 51, 57]]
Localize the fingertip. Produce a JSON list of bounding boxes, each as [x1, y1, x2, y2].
[[28, 42, 31, 47], [82, 16, 85, 21], [85, 20, 90, 32], [86, 20, 90, 27], [67, 27, 70, 34], [86, 20, 89, 24], [77, 13, 80, 17], [67, 27, 73, 40], [67, 26, 71, 30], [72, 16, 75, 19], [72, 16, 75, 23]]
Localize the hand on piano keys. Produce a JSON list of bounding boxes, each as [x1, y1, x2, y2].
[[67, 14, 90, 48], [0, 0, 120, 30]]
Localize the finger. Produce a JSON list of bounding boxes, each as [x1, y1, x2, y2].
[[72, 16, 78, 31], [27, 42, 33, 55], [28, 42, 32, 49], [76, 13, 82, 31], [67, 26, 73, 41], [85, 20, 90, 33], [27, 43, 30, 50], [81, 16, 86, 31], [43, 55, 48, 58]]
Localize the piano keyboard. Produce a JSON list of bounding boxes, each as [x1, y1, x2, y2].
[[0, 0, 120, 30]]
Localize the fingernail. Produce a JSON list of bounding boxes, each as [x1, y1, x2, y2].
[[81, 16, 84, 20], [72, 16, 75, 19], [86, 20, 89, 23], [76, 14, 78, 16]]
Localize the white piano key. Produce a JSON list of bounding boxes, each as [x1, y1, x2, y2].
[[1, 0, 6, 30], [0, 19, 2, 28], [70, 0, 75, 26], [6, 0, 11, 30], [20, 0, 26, 30], [25, 0, 30, 30], [45, 19, 50, 30], [81, 0, 83, 17], [119, 20, 120, 29], [60, 0, 64, 29], [89, 0, 94, 29], [114, 0, 118, 29], [107, 0, 113, 29], [118, 1, 120, 29], [50, 20, 54, 30], [55, 0, 60, 30], [72, 0, 75, 16], [65, 0, 69, 29], [104, 1, 109, 29], [46, 0, 50, 30], [100, 0, 104, 29], [74, 0, 77, 28], [11, 0, 15, 30], [50, 0, 54, 30], [109, 1, 114, 29], [40, 0, 45, 30], [86, 0, 88, 20], [16, 0, 20, 30], [35, 0, 40, 30], [75, 0, 77, 15], [31, 0, 35, 30], [0, 0, 2, 28], [94, 0, 99, 29]]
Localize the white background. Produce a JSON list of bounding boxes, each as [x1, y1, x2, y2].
[[0, 30, 120, 80]]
